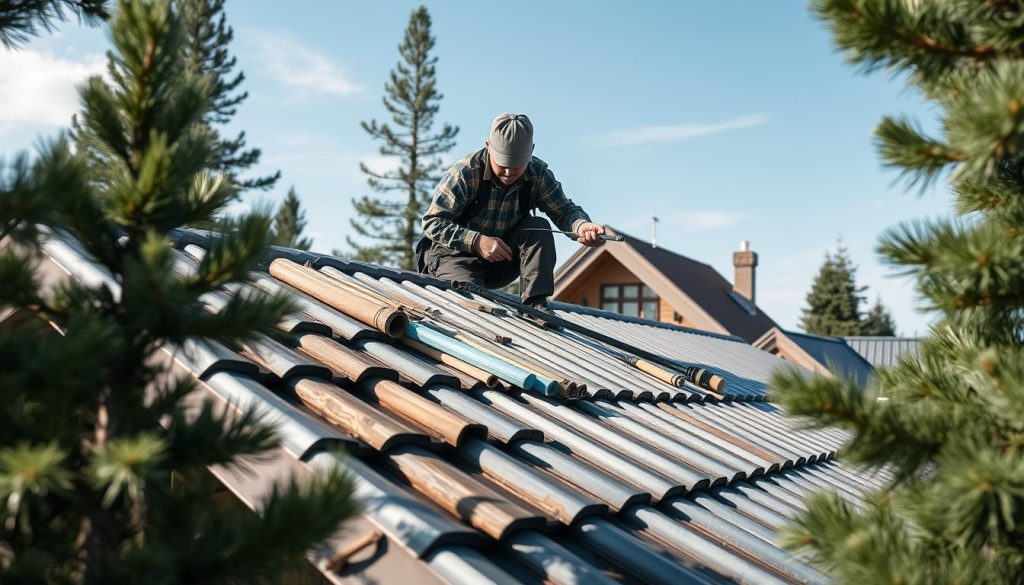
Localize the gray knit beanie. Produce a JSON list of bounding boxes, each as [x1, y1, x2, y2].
[[488, 113, 534, 167]]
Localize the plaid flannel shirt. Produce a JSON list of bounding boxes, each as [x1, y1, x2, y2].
[[422, 149, 591, 252]]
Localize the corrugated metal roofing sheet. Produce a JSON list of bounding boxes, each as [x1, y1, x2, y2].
[[32, 227, 893, 584], [784, 330, 875, 386], [842, 336, 922, 367]]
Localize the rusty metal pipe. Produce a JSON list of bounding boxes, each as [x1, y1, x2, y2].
[[268, 259, 408, 337]]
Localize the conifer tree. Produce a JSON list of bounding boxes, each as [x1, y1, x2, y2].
[[799, 243, 867, 336], [272, 186, 312, 250], [347, 5, 458, 270], [177, 0, 280, 192], [0, 0, 108, 48], [772, 2, 1024, 583], [0, 2, 355, 582], [860, 296, 897, 336]]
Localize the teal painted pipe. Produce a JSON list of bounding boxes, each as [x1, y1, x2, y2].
[[406, 322, 538, 391], [530, 375, 560, 397]]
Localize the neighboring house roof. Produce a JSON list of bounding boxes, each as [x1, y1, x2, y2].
[[843, 336, 923, 368], [554, 227, 778, 343], [754, 327, 875, 387], [26, 227, 896, 585]]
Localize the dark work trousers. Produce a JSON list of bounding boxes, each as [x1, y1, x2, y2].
[[424, 215, 556, 303]]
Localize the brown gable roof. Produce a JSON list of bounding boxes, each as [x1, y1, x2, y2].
[[558, 228, 778, 343]]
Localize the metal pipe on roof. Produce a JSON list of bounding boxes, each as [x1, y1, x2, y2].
[[665, 498, 830, 584], [507, 439, 650, 512], [474, 389, 682, 502], [457, 437, 607, 526], [573, 517, 714, 585], [383, 444, 546, 541], [611, 400, 765, 477], [253, 274, 379, 341], [269, 259, 408, 337], [635, 402, 778, 473], [400, 338, 499, 388], [405, 322, 542, 393], [425, 547, 520, 585], [421, 384, 541, 444], [517, 392, 712, 491], [620, 504, 789, 585], [503, 531, 620, 585], [354, 377, 486, 448], [417, 282, 649, 399], [575, 399, 741, 485]]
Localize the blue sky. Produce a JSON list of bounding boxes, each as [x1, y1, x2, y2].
[[0, 1, 953, 335]]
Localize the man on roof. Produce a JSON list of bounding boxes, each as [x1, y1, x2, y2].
[[418, 113, 607, 312]]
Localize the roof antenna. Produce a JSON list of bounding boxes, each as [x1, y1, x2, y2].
[[651, 216, 659, 248]]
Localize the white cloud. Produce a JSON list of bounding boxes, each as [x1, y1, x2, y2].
[[600, 113, 769, 147], [0, 49, 104, 134], [361, 155, 401, 175], [248, 31, 361, 96]]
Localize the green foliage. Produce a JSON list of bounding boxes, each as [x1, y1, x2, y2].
[[861, 296, 897, 336], [772, 1, 1024, 582], [177, 0, 280, 192], [799, 242, 868, 336], [347, 5, 459, 270], [271, 186, 312, 250], [0, 0, 108, 48], [800, 242, 898, 336], [0, 1, 357, 582]]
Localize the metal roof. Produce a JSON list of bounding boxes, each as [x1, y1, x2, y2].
[[842, 336, 922, 368], [31, 227, 893, 585], [782, 330, 875, 387]]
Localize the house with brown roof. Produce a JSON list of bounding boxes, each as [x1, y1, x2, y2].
[[553, 227, 778, 343]]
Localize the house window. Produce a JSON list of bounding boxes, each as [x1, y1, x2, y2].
[[601, 284, 659, 319]]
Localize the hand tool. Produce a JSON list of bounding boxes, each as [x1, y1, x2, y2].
[[519, 228, 624, 242]]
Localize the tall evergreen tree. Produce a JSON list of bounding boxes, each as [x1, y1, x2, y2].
[[860, 296, 897, 336], [177, 0, 280, 192], [272, 186, 313, 250], [0, 1, 355, 582], [799, 243, 867, 336], [772, 2, 1024, 583], [0, 0, 108, 48], [347, 5, 458, 270]]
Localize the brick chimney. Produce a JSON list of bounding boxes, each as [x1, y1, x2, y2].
[[733, 240, 758, 310]]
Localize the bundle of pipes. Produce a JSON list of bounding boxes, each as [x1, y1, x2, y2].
[[400, 337, 500, 388], [405, 322, 566, 397], [324, 267, 513, 346], [450, 281, 732, 396], [621, 356, 726, 395], [269, 259, 408, 337], [453, 332, 586, 399]]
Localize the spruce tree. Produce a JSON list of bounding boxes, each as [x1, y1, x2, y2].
[[799, 243, 867, 336], [177, 0, 280, 192], [860, 296, 897, 336], [271, 186, 313, 250], [772, 2, 1024, 583], [0, 1, 355, 582], [0, 0, 108, 48], [347, 5, 458, 270]]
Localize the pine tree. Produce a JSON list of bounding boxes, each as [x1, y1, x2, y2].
[[0, 0, 108, 48], [860, 296, 897, 336], [347, 5, 458, 270], [272, 186, 313, 250], [177, 0, 280, 192], [799, 243, 867, 336], [0, 1, 356, 582], [772, 2, 1024, 583]]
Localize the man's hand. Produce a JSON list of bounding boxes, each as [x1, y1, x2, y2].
[[575, 222, 607, 247], [474, 235, 513, 262]]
